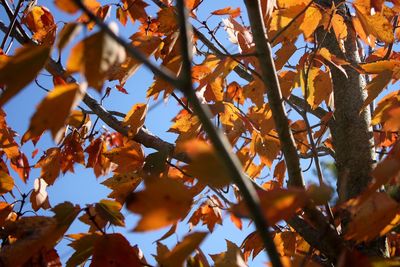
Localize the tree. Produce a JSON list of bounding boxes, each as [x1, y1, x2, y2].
[[0, 0, 399, 265]]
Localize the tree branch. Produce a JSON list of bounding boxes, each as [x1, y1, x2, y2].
[[175, 1, 282, 265]]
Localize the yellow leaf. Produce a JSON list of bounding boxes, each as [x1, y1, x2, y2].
[[126, 178, 193, 231], [0, 45, 51, 106], [178, 139, 232, 188], [354, 5, 394, 43], [95, 199, 125, 227], [123, 103, 147, 137], [344, 192, 400, 242], [0, 171, 14, 195], [159, 232, 208, 267], [67, 28, 126, 92], [371, 91, 400, 131], [27, 83, 85, 143], [212, 7, 241, 17], [331, 13, 348, 41], [301, 6, 322, 39]]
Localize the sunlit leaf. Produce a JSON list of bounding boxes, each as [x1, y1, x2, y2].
[[126, 178, 193, 231], [0, 45, 51, 106]]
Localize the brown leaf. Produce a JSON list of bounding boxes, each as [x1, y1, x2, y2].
[[0, 45, 51, 106], [91, 233, 142, 267]]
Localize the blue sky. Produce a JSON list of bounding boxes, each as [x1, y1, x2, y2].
[[1, 0, 271, 265]]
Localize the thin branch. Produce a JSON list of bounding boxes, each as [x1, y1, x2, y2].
[[175, 1, 282, 266], [0, 0, 23, 50]]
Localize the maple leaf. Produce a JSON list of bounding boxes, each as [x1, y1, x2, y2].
[[177, 139, 232, 188], [85, 137, 110, 178], [22, 5, 56, 44], [103, 140, 145, 174], [344, 192, 400, 242], [126, 178, 193, 231], [0, 45, 51, 106], [158, 232, 208, 267], [232, 188, 308, 225], [123, 103, 147, 137], [25, 83, 86, 143], [35, 148, 61, 185], [189, 198, 223, 232], [211, 240, 247, 267], [101, 172, 142, 204], [67, 27, 126, 92]]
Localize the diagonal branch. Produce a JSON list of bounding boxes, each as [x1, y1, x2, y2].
[[175, 1, 282, 265]]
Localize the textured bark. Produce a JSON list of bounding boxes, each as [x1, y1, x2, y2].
[[315, 6, 375, 203], [316, 0, 389, 257]]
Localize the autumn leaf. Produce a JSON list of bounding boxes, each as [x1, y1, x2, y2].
[[177, 139, 232, 188], [22, 5, 56, 44], [35, 148, 61, 185], [66, 233, 101, 267], [344, 192, 400, 242], [158, 232, 208, 267], [126, 178, 193, 231], [189, 198, 223, 232], [0, 45, 51, 106], [122, 0, 148, 23], [67, 27, 126, 92], [0, 171, 14, 195], [91, 233, 142, 266], [211, 240, 247, 267], [250, 131, 280, 168], [371, 90, 400, 131], [26, 83, 85, 143], [85, 137, 111, 178], [95, 199, 125, 227], [241, 231, 264, 262], [103, 140, 145, 174], [30, 178, 51, 211], [232, 188, 308, 225], [360, 70, 392, 111], [211, 7, 241, 18], [101, 172, 142, 204], [56, 23, 82, 51], [54, 0, 100, 14], [123, 103, 147, 137]]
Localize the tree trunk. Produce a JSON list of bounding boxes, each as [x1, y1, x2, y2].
[[316, 0, 389, 257]]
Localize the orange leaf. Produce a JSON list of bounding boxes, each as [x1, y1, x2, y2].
[[344, 192, 400, 242], [26, 83, 85, 143], [101, 172, 142, 204], [103, 141, 144, 174], [361, 70, 392, 111], [178, 139, 232, 188], [189, 198, 222, 232], [67, 28, 126, 92], [126, 178, 193, 231], [123, 103, 147, 137], [0, 171, 14, 195], [232, 188, 308, 225], [211, 7, 241, 18], [35, 148, 61, 185], [158, 232, 208, 267], [0, 45, 51, 106], [23, 6, 56, 44]]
